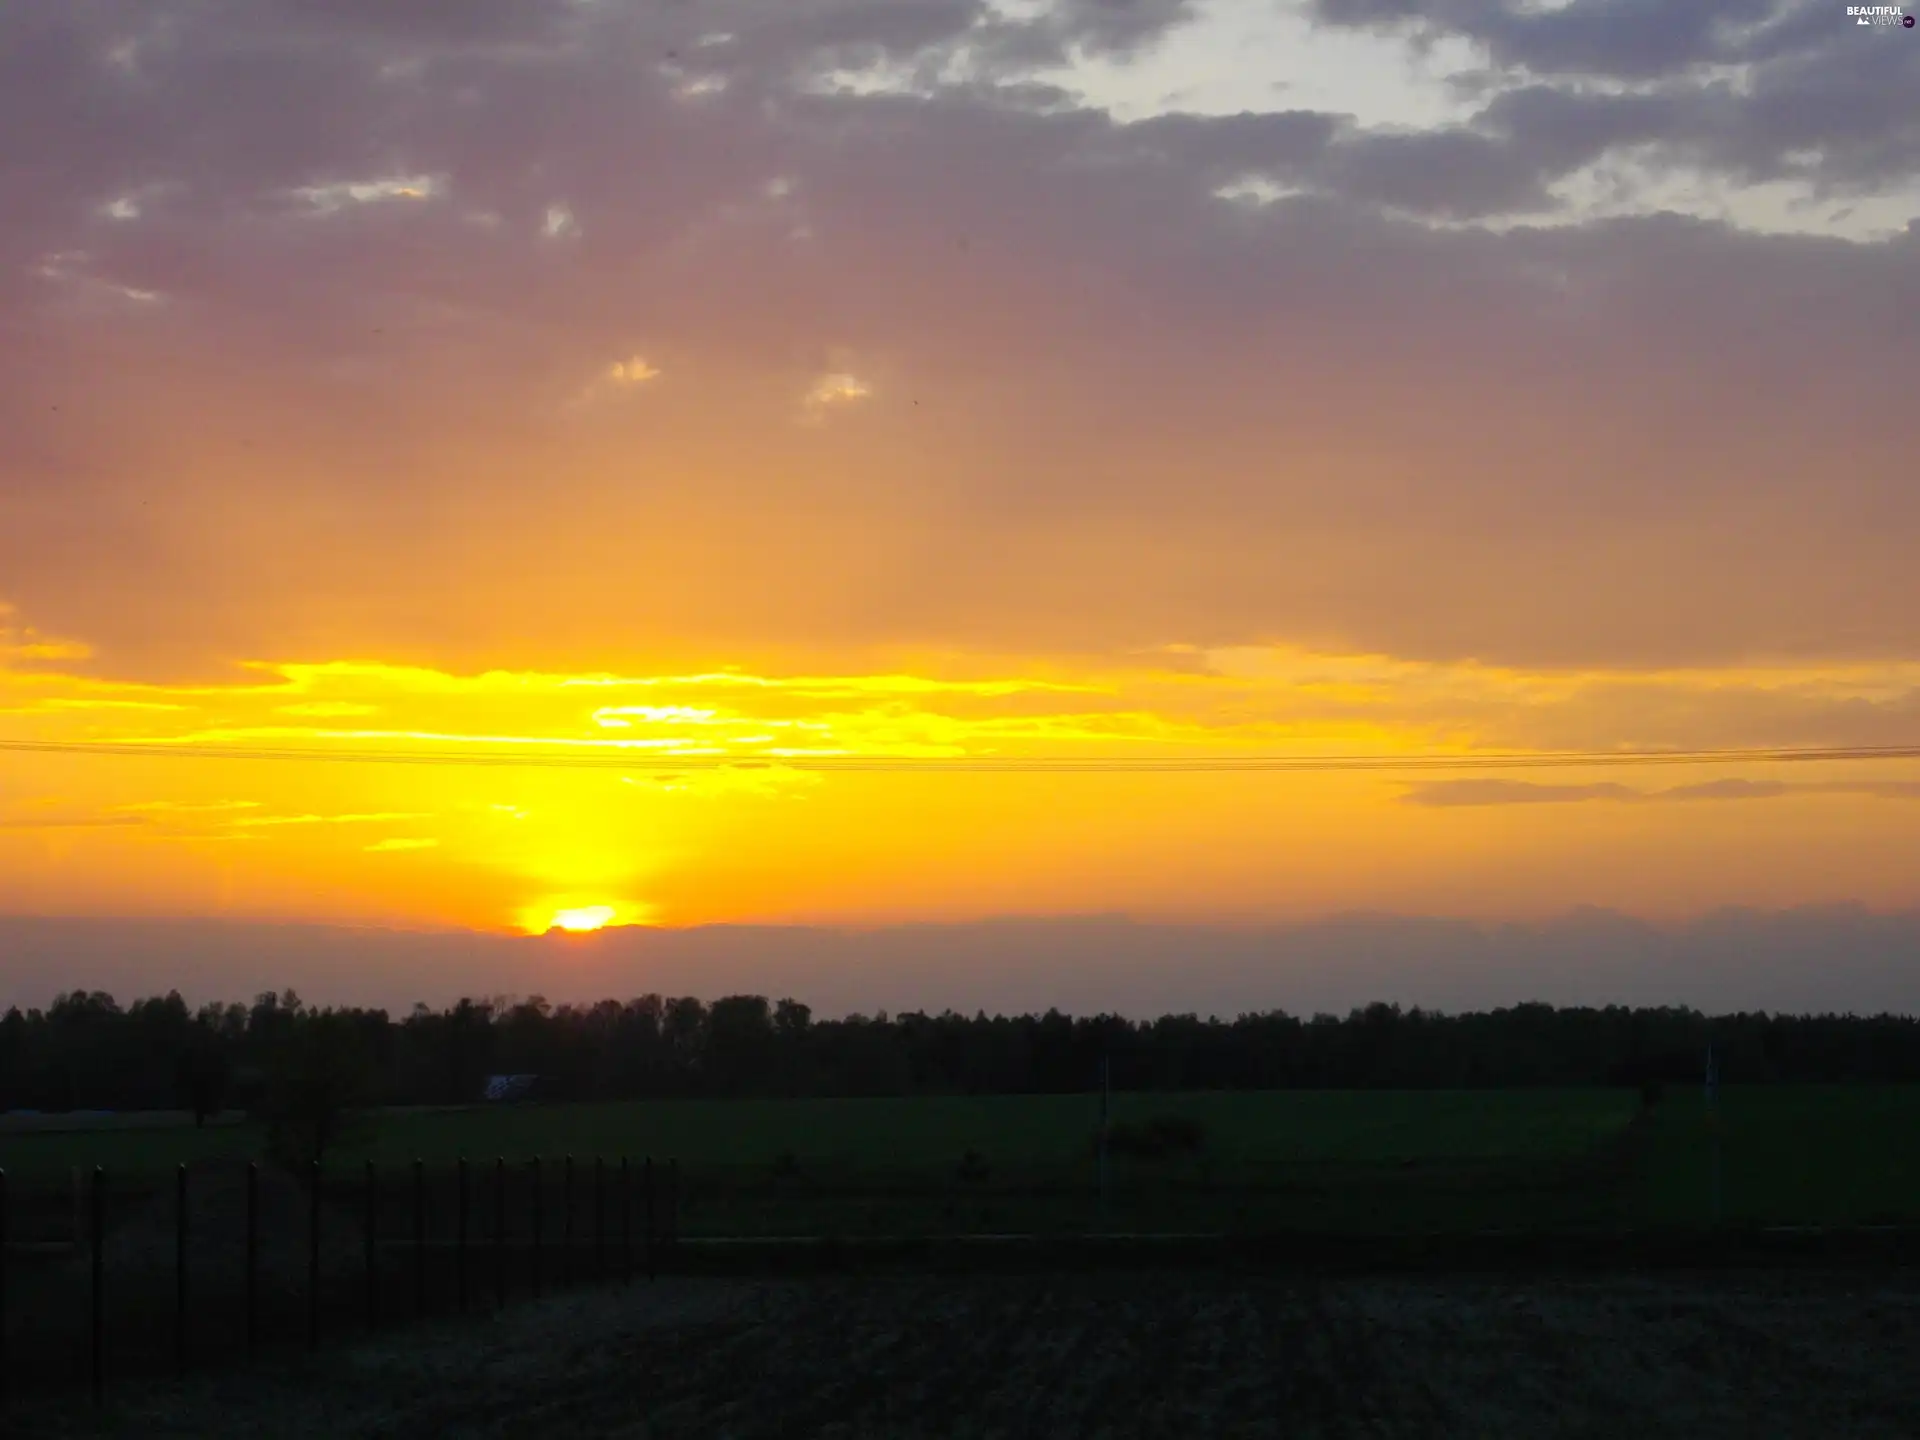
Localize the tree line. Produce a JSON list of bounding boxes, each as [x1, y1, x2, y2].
[[5, 989, 1920, 1120]]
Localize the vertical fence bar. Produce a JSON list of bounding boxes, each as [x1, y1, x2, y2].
[[245, 1161, 258, 1360], [412, 1159, 426, 1319], [0, 1168, 8, 1411], [668, 1158, 679, 1258], [456, 1159, 469, 1314], [90, 1167, 104, 1407], [175, 1163, 188, 1376], [1711, 1047, 1724, 1226], [530, 1158, 543, 1298], [494, 1158, 507, 1311], [563, 1155, 574, 1286], [1097, 1054, 1111, 1223], [620, 1157, 632, 1287], [644, 1157, 656, 1281], [594, 1157, 606, 1282], [364, 1161, 377, 1329], [308, 1160, 322, 1350]]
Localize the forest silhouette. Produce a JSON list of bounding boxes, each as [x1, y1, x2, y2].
[[7, 990, 1920, 1114]]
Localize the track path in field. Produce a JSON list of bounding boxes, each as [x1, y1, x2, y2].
[[25, 1269, 1920, 1438]]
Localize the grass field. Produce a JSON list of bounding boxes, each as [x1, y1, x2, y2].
[[0, 1111, 247, 1135], [4, 1085, 1919, 1232], [1634, 1085, 1920, 1228], [0, 1088, 1631, 1178], [0, 1088, 1639, 1240]]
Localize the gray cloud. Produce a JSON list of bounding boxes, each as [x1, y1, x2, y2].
[[1319, 126, 1551, 218], [1401, 780, 1645, 806], [1660, 777, 1793, 801], [1402, 778, 1920, 807], [1315, 0, 1920, 198], [0, 0, 1916, 682], [1478, 46, 1920, 198], [1313, 0, 1833, 81], [1124, 109, 1341, 174], [1048, 0, 1200, 57], [264, 0, 592, 45]]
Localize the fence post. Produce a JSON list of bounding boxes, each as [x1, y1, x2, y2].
[[563, 1155, 574, 1286], [308, 1160, 322, 1350], [412, 1159, 426, 1319], [245, 1161, 258, 1361], [494, 1158, 506, 1310], [595, 1157, 606, 1282], [457, 1158, 469, 1315], [644, 1156, 656, 1281], [530, 1158, 543, 1298], [364, 1161, 377, 1329], [175, 1163, 188, 1376], [620, 1157, 632, 1287], [90, 1167, 105, 1407]]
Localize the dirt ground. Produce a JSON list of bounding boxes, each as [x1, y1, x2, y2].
[[21, 1268, 1920, 1439]]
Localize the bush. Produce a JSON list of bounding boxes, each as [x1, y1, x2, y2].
[[1104, 1113, 1207, 1161]]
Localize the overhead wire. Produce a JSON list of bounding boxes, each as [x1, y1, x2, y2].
[[2, 738, 1917, 774]]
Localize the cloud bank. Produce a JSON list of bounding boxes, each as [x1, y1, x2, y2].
[[0, 0, 1913, 682]]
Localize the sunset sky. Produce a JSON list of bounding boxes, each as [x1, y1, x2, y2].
[[3, 0, 1918, 976]]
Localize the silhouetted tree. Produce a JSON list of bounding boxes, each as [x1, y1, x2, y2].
[[175, 1028, 232, 1126], [4, 987, 1920, 1113], [252, 1012, 376, 1170]]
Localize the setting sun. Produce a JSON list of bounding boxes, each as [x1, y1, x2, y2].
[[549, 905, 618, 933]]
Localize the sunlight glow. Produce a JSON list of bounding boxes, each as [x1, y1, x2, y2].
[[550, 904, 617, 932], [8, 634, 1920, 932]]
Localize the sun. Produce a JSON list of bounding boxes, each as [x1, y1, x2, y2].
[[520, 897, 658, 934], [550, 904, 617, 933]]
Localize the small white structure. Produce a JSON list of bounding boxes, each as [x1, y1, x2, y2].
[[481, 1074, 538, 1102]]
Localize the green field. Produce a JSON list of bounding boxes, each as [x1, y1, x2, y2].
[[3, 1086, 1918, 1234], [0, 1089, 1630, 1176], [1633, 1084, 1920, 1228]]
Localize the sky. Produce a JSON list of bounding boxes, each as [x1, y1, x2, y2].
[[2, 0, 1918, 1010]]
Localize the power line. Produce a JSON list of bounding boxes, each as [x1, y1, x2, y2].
[[2, 738, 1918, 774]]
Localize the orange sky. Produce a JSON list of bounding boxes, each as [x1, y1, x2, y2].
[[6, 633, 1920, 933], [2, 0, 1917, 947]]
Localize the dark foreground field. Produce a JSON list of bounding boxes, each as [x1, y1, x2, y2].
[[21, 1268, 1920, 1439]]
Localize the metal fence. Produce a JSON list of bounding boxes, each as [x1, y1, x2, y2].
[[0, 1156, 680, 1407]]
